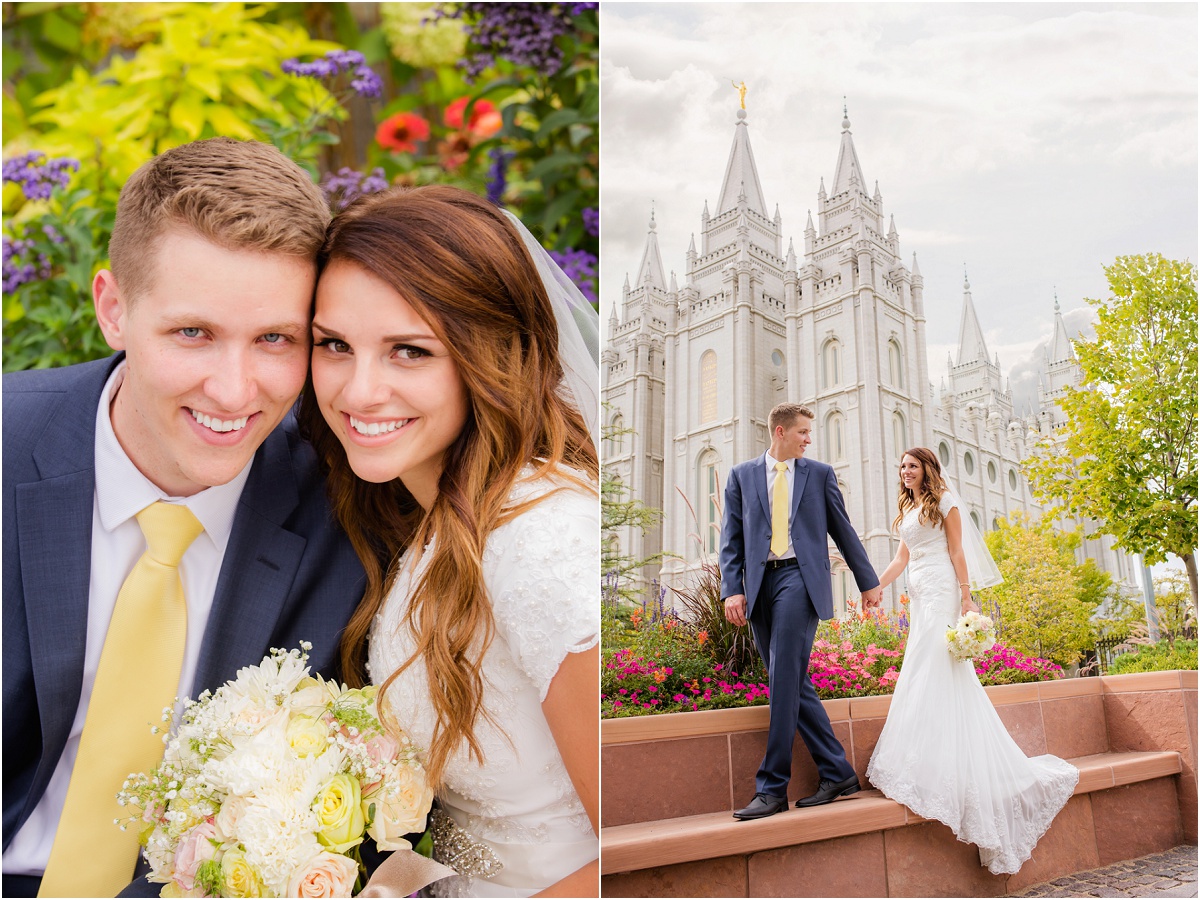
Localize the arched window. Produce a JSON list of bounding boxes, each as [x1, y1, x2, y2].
[[1008, 469, 1018, 491], [938, 441, 951, 467], [987, 460, 997, 483], [608, 412, 625, 455], [825, 411, 846, 462], [699, 449, 720, 555], [888, 339, 904, 388], [821, 338, 841, 390], [992, 516, 1001, 531], [970, 510, 982, 530], [700, 350, 717, 422], [892, 411, 907, 459], [963, 451, 975, 476]]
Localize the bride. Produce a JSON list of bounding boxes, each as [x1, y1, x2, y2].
[[866, 447, 1078, 875], [299, 185, 599, 896]]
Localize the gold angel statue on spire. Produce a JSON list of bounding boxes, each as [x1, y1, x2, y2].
[[732, 80, 747, 110]]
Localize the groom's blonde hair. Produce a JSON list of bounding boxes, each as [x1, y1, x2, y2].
[[769, 402, 815, 434], [108, 138, 330, 304]]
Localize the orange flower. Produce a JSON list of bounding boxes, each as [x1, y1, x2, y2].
[[653, 670, 667, 683], [697, 630, 708, 646], [443, 96, 502, 137], [437, 134, 472, 171], [375, 111, 430, 153], [900, 593, 911, 606]]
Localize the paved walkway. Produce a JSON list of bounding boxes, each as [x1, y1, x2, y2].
[[1014, 846, 1198, 898]]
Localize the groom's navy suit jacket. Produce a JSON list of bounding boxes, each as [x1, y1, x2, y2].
[[2, 354, 367, 861], [719, 453, 878, 619]]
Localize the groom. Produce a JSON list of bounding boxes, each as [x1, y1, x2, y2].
[[721, 402, 880, 820], [2, 138, 366, 896]]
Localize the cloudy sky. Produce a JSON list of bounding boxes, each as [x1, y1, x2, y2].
[[599, 2, 1197, 414]]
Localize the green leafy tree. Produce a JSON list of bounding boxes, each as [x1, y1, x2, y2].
[[1025, 254, 1198, 606], [983, 515, 1100, 668], [1149, 569, 1198, 642]]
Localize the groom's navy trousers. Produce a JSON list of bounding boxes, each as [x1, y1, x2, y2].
[[749, 561, 855, 797], [720, 453, 878, 801]]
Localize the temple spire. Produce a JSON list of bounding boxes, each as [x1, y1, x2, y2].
[[1048, 288, 1075, 363], [635, 210, 667, 290], [956, 268, 991, 365], [831, 104, 867, 194], [716, 108, 767, 216]]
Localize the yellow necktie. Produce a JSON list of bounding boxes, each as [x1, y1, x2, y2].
[[770, 461, 790, 557], [39, 502, 202, 898]]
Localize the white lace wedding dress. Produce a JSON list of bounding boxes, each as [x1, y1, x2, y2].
[[367, 471, 599, 897], [866, 492, 1079, 875]]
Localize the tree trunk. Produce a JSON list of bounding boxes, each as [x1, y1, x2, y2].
[[1181, 550, 1198, 610]]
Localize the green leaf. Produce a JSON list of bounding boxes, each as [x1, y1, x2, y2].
[[169, 91, 206, 140], [535, 108, 584, 139], [186, 66, 223, 102], [226, 73, 275, 113], [528, 151, 582, 184], [40, 8, 81, 53], [206, 104, 258, 140], [541, 189, 581, 234]]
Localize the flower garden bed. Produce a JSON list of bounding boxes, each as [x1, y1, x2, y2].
[[602, 594, 1067, 718]]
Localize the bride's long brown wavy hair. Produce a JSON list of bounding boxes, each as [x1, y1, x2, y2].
[[298, 185, 598, 786], [892, 446, 949, 533]]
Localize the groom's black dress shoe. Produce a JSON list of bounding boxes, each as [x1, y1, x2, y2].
[[733, 792, 789, 820], [795, 774, 861, 808]]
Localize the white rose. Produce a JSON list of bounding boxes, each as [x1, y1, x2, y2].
[[288, 851, 358, 898], [365, 765, 434, 852], [214, 795, 247, 842]]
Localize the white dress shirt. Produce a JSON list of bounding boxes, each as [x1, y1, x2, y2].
[[4, 362, 252, 875], [764, 451, 796, 561]]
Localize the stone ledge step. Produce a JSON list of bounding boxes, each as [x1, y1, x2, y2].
[[600, 750, 1183, 875]]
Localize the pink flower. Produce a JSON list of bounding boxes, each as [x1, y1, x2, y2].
[[289, 851, 359, 897], [173, 819, 218, 892], [360, 732, 399, 793]]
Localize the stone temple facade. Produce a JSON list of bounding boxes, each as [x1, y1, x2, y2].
[[602, 107, 1141, 612]]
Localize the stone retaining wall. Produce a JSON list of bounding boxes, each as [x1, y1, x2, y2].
[[601, 670, 1197, 843]]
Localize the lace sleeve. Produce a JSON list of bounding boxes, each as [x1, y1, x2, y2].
[[485, 485, 599, 701], [939, 490, 958, 516]]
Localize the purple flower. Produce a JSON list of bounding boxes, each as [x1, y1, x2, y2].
[[283, 50, 382, 100], [2, 234, 49, 293], [486, 148, 514, 206], [548, 247, 597, 305], [437, 2, 593, 79], [582, 207, 598, 238], [3, 152, 79, 202], [321, 167, 390, 211], [350, 66, 383, 100]]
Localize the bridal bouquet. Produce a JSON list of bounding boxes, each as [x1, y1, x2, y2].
[[117, 644, 434, 898], [945, 611, 997, 661]]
